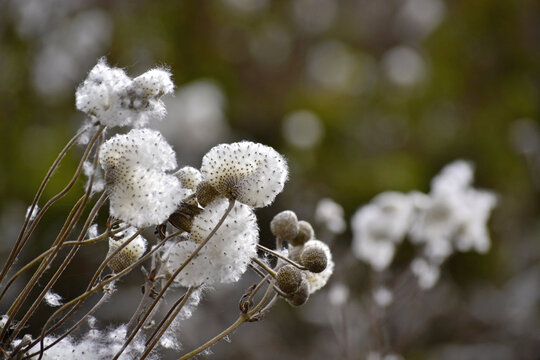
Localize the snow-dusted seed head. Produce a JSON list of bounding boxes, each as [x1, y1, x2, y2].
[[300, 245, 328, 273], [270, 210, 299, 243], [106, 227, 147, 273], [200, 141, 288, 208], [76, 58, 174, 128], [276, 265, 303, 294], [287, 278, 310, 307], [100, 129, 189, 228], [303, 239, 334, 294], [290, 220, 314, 247], [196, 181, 221, 207], [175, 166, 203, 191], [165, 199, 259, 286]]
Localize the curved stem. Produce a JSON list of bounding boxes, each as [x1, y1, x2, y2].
[[0, 127, 90, 287], [178, 315, 247, 360], [256, 244, 307, 270], [179, 277, 276, 360], [5, 131, 106, 344], [139, 287, 196, 360], [251, 257, 277, 278]]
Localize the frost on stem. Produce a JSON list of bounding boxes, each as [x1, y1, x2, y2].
[[76, 58, 174, 128], [99, 128, 190, 228], [200, 141, 288, 208], [106, 226, 147, 273], [165, 199, 259, 287]]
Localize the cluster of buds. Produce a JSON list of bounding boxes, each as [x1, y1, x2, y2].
[[265, 210, 334, 306]]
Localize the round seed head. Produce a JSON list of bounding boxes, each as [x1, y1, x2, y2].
[[300, 246, 328, 273], [270, 210, 299, 242], [196, 181, 221, 207], [287, 278, 310, 307], [290, 220, 314, 247], [107, 230, 147, 273], [276, 264, 303, 294]]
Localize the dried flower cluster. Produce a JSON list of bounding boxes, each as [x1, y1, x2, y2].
[[0, 58, 334, 360]]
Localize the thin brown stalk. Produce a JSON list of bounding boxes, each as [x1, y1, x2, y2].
[[139, 287, 196, 360], [112, 199, 236, 360], [0, 127, 91, 287]]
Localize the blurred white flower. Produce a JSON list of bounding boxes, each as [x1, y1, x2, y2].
[[382, 46, 427, 87], [373, 286, 393, 308], [351, 192, 414, 271], [411, 257, 440, 289], [315, 198, 345, 234], [328, 283, 349, 307], [156, 80, 229, 155], [307, 40, 377, 94], [282, 110, 324, 149], [410, 161, 497, 261]]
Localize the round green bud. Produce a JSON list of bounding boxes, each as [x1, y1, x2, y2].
[[196, 181, 220, 207], [300, 246, 328, 273], [276, 264, 303, 294], [290, 220, 314, 247], [270, 210, 299, 243], [287, 279, 310, 307]]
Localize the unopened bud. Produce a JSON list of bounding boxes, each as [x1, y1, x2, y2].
[[196, 181, 220, 207], [287, 279, 310, 307], [276, 264, 303, 294], [107, 230, 147, 273], [290, 220, 314, 247], [270, 210, 298, 243], [300, 246, 328, 273]]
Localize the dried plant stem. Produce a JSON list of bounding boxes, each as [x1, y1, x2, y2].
[[0, 195, 88, 342], [178, 278, 276, 360], [256, 244, 307, 270], [0, 231, 111, 301], [112, 199, 236, 360], [36, 230, 182, 347], [139, 286, 197, 360], [251, 257, 277, 278], [27, 291, 112, 360], [5, 133, 106, 344], [0, 127, 90, 287]]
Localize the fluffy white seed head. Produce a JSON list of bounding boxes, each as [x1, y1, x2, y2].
[[107, 226, 147, 273], [174, 166, 203, 191], [76, 58, 174, 128], [303, 239, 334, 294], [200, 141, 288, 207], [166, 199, 259, 286], [100, 129, 189, 228]]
